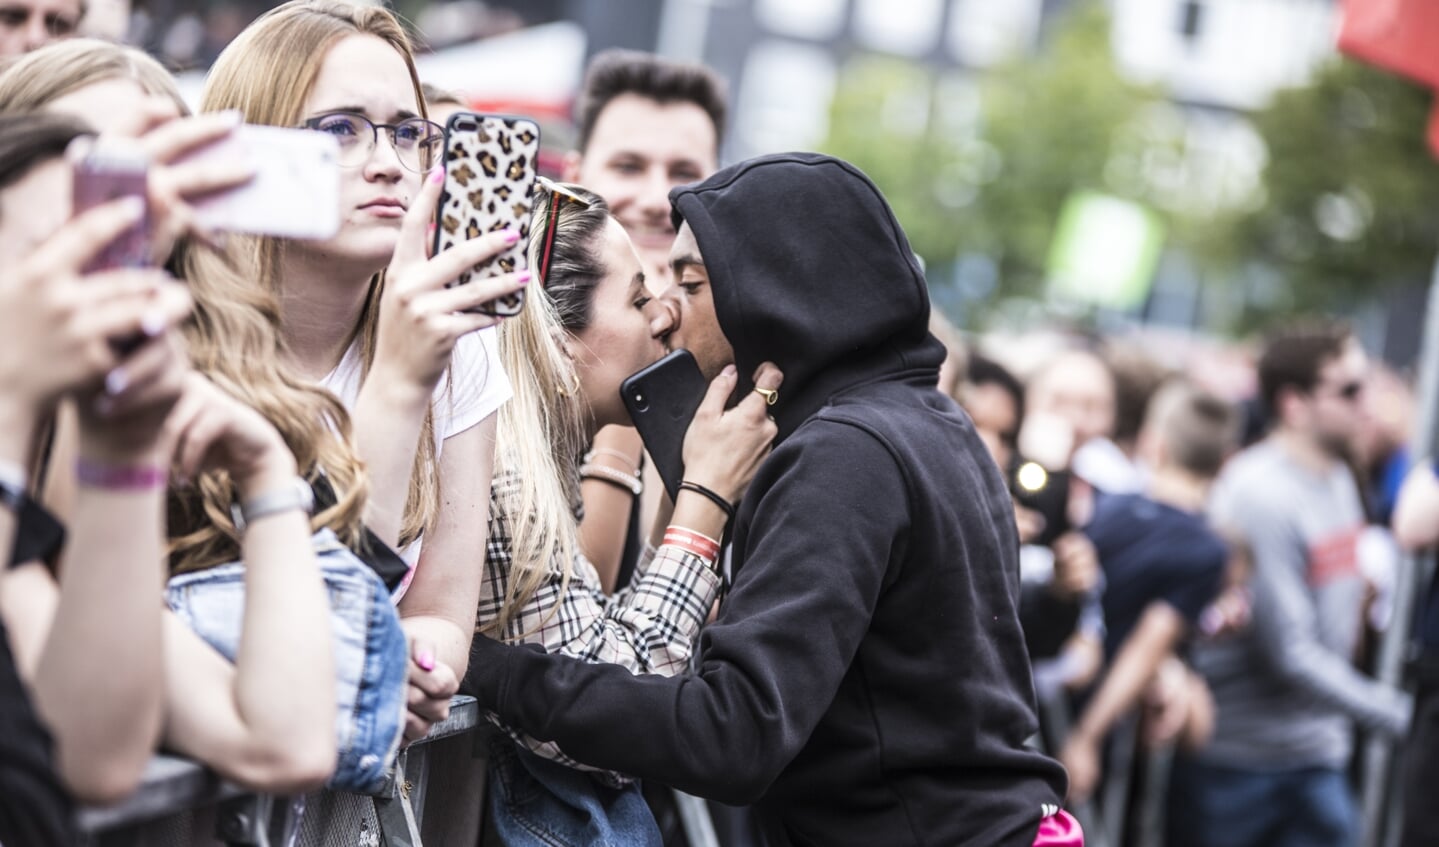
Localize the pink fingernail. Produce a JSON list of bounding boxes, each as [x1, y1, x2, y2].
[[517, 271, 532, 285], [104, 367, 128, 396], [141, 309, 166, 338], [429, 168, 445, 185], [502, 228, 520, 244], [416, 650, 435, 672]]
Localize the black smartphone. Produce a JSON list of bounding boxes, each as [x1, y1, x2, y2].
[[432, 112, 540, 316], [1009, 458, 1071, 548], [621, 349, 708, 501]]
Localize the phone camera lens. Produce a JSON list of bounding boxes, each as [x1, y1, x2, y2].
[[632, 391, 649, 412]]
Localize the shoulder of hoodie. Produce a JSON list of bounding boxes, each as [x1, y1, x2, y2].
[[767, 391, 934, 505]]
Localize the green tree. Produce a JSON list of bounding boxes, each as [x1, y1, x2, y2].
[[1224, 58, 1439, 327], [821, 1, 1161, 318]]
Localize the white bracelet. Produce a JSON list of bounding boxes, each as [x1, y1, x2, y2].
[[579, 463, 643, 496]]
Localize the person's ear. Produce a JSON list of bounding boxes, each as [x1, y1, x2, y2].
[[561, 150, 582, 184]]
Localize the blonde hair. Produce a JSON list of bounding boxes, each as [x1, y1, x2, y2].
[[0, 38, 188, 116], [169, 240, 372, 573], [193, 0, 440, 546], [487, 182, 611, 636], [0, 37, 370, 572]]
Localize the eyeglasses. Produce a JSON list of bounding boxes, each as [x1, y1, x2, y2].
[[535, 177, 592, 285], [301, 111, 443, 173]]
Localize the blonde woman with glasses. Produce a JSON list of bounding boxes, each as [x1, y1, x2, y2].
[[188, 0, 525, 742]]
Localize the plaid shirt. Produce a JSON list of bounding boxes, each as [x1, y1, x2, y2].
[[477, 468, 722, 784]]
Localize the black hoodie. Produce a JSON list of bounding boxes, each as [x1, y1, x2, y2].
[[464, 153, 1067, 846]]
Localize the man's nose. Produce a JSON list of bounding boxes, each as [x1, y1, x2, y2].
[[645, 293, 679, 340]]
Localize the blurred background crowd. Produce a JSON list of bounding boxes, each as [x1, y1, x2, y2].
[[7, 1, 1439, 845]]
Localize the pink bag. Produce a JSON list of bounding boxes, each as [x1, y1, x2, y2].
[[1032, 809, 1083, 846]]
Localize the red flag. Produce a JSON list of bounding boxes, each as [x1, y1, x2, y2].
[[1339, 0, 1439, 89]]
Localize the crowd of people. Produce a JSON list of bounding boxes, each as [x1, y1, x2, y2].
[[0, 2, 1435, 846]]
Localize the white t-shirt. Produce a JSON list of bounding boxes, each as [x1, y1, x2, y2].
[[320, 327, 511, 577]]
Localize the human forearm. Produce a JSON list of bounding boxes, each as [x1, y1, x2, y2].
[[232, 463, 336, 768], [578, 426, 644, 593], [33, 444, 168, 803], [350, 371, 431, 547], [1073, 604, 1184, 743]]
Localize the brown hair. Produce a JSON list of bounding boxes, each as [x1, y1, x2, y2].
[[0, 111, 89, 199], [1257, 320, 1352, 418], [1146, 381, 1239, 479], [0, 38, 187, 117], [574, 49, 727, 153]]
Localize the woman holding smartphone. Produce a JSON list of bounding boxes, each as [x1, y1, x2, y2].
[[188, 0, 525, 742], [0, 111, 340, 800]]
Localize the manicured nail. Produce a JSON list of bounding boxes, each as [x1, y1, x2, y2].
[[141, 310, 167, 337], [517, 271, 532, 285], [429, 168, 445, 185], [218, 108, 244, 126], [119, 196, 145, 218], [104, 367, 128, 396], [416, 650, 435, 672], [501, 228, 520, 244], [723, 364, 737, 378]]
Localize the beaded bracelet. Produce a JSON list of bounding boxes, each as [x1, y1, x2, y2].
[[579, 463, 643, 496]]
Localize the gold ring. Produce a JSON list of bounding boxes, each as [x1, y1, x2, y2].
[[753, 386, 778, 406]]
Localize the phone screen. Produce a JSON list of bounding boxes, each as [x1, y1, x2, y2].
[[433, 112, 540, 316]]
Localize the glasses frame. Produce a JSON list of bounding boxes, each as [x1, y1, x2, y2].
[[535, 177, 592, 286], [301, 111, 444, 174]]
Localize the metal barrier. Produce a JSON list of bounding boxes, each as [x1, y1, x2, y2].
[[78, 698, 481, 847], [77, 696, 719, 847]]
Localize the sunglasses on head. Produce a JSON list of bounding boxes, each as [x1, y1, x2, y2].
[[535, 177, 591, 286]]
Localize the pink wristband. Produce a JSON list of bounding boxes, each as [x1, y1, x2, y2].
[[76, 459, 167, 491]]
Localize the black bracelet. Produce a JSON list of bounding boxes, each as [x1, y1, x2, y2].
[[678, 480, 735, 523]]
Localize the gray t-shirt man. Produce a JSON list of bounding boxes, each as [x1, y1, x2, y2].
[[1193, 440, 1412, 770]]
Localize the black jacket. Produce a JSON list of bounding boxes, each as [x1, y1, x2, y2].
[[465, 153, 1067, 846]]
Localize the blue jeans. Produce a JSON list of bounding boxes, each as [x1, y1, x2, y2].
[[1168, 758, 1357, 847], [486, 738, 661, 847], [164, 529, 409, 794]]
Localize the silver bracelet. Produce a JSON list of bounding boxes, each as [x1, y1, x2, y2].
[[232, 476, 315, 531]]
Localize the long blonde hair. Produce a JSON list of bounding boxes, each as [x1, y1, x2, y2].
[[0, 37, 370, 572], [488, 182, 611, 636], [0, 38, 188, 116], [194, 0, 440, 546]]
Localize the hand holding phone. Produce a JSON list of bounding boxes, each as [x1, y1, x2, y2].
[[432, 112, 540, 316], [623, 350, 710, 500]]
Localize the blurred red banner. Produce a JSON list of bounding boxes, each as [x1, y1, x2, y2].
[[1339, 0, 1439, 155]]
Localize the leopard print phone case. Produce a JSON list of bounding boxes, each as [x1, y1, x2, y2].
[[433, 113, 540, 316]]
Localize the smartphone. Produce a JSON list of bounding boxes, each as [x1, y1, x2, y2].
[[621, 350, 709, 501], [182, 124, 341, 240], [1009, 457, 1071, 548], [70, 137, 149, 273], [432, 112, 540, 316]]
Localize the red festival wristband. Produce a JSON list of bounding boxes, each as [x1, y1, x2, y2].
[[663, 526, 721, 561]]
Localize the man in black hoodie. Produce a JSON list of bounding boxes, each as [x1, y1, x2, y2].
[[464, 152, 1070, 846]]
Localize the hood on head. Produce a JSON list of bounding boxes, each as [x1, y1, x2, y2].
[[670, 152, 944, 435]]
